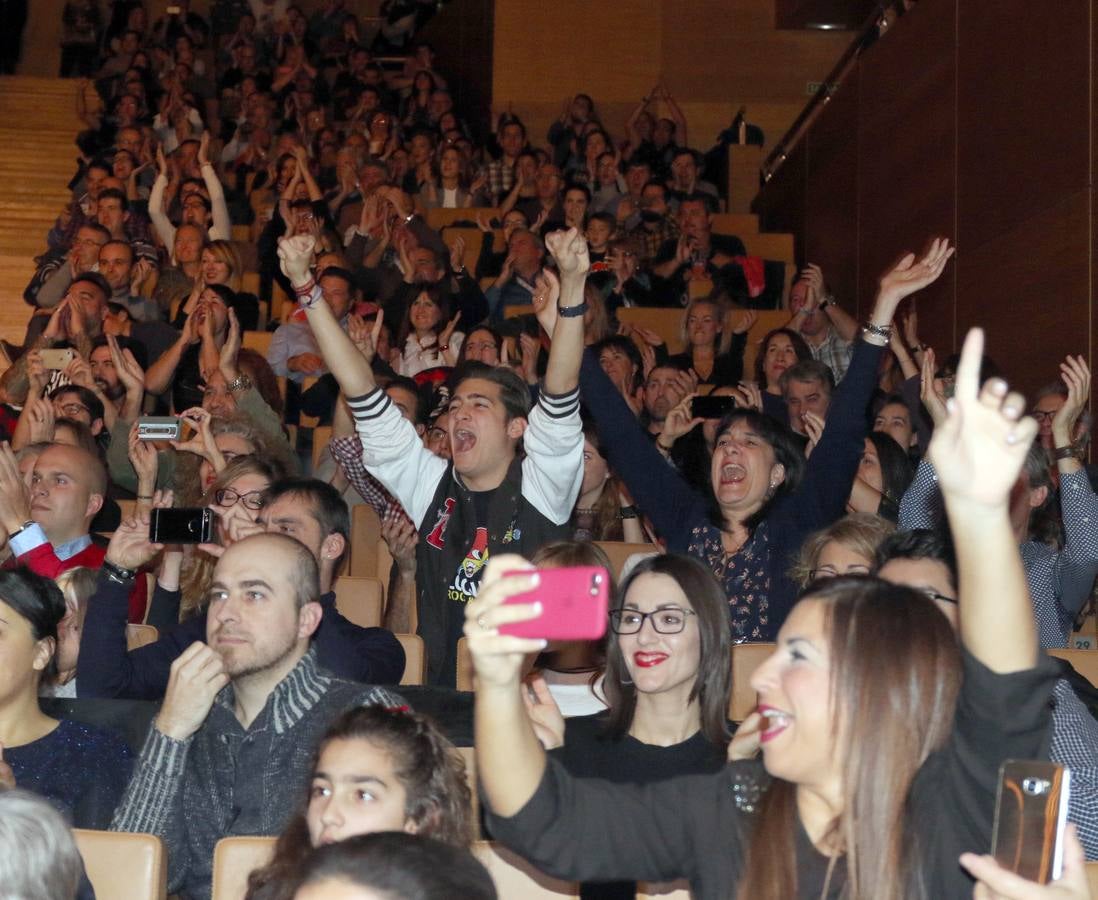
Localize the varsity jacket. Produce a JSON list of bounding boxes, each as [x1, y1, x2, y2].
[[347, 384, 583, 685]]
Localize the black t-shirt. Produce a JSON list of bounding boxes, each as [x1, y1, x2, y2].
[[549, 713, 726, 900], [443, 489, 494, 657]]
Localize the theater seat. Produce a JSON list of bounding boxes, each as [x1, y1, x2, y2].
[[729, 642, 775, 722], [73, 829, 167, 900], [333, 575, 384, 628], [592, 542, 660, 580], [1088, 861, 1098, 896], [211, 835, 277, 900], [455, 636, 474, 691], [395, 633, 426, 685], [1048, 647, 1098, 685], [636, 881, 692, 899], [471, 840, 580, 898], [456, 745, 480, 839], [125, 623, 159, 651]]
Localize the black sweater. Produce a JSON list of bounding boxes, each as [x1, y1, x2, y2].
[[487, 650, 1058, 900]]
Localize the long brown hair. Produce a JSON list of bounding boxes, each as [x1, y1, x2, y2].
[[578, 420, 626, 542], [602, 554, 731, 748], [245, 706, 471, 900], [737, 577, 961, 900]]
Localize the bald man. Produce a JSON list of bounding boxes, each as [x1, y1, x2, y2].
[[0, 443, 147, 620], [111, 532, 403, 900]]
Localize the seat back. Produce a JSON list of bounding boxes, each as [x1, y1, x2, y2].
[[471, 841, 580, 899], [455, 636, 474, 691], [1048, 647, 1098, 684], [456, 745, 480, 839], [592, 541, 660, 580], [126, 623, 159, 650], [729, 642, 775, 721], [333, 575, 384, 628], [73, 829, 167, 900], [1088, 861, 1098, 897], [241, 330, 273, 355], [636, 882, 693, 899], [347, 503, 382, 577], [426, 207, 498, 230], [395, 633, 426, 685], [210, 835, 277, 900]]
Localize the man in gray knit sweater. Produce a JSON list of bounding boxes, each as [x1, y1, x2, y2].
[[111, 530, 403, 900]]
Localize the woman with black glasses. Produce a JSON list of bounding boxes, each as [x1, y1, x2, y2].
[[522, 554, 730, 900]]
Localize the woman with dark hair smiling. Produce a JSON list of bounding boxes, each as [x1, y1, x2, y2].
[[580, 240, 954, 639], [754, 326, 812, 421], [465, 325, 1059, 900], [523, 553, 731, 900]]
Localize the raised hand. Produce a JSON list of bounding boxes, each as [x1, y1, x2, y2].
[[127, 421, 160, 496], [802, 411, 826, 458], [522, 674, 566, 750], [105, 510, 165, 571], [545, 226, 590, 283], [519, 332, 540, 384], [928, 328, 1036, 510], [531, 268, 561, 338], [379, 509, 418, 569], [475, 211, 494, 234], [276, 234, 317, 288], [919, 347, 949, 428], [154, 642, 230, 742], [877, 237, 954, 309], [219, 308, 242, 381], [732, 309, 758, 335], [0, 443, 31, 535], [732, 380, 764, 412], [660, 393, 703, 446], [449, 235, 466, 272], [347, 311, 384, 364], [799, 264, 825, 309], [25, 394, 56, 444], [439, 314, 460, 352], [197, 130, 210, 167], [1051, 355, 1090, 448], [463, 555, 546, 689]]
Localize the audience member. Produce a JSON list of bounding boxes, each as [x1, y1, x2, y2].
[[111, 531, 403, 899]]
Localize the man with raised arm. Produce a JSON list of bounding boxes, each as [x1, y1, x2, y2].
[[277, 228, 587, 685]]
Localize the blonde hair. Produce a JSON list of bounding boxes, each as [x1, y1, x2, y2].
[[790, 513, 896, 587], [679, 295, 733, 355], [204, 240, 242, 292]]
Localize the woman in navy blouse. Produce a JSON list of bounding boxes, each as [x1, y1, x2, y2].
[[0, 568, 132, 829]]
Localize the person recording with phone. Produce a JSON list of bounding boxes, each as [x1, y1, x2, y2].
[[466, 324, 1058, 900]]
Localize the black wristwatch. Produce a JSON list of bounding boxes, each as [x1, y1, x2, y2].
[[102, 560, 137, 584], [558, 303, 588, 318]]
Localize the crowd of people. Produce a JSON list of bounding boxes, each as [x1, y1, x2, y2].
[[0, 1, 1095, 899]]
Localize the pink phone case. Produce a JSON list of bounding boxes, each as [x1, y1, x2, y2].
[[499, 566, 610, 640]]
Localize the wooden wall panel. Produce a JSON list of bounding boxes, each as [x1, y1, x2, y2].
[[757, 0, 1096, 398], [802, 73, 859, 312], [855, 0, 956, 346], [492, 0, 849, 153], [956, 191, 1091, 393]]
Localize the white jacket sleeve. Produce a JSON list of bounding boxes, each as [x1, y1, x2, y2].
[[520, 386, 584, 524], [347, 388, 448, 528], [200, 162, 232, 241]]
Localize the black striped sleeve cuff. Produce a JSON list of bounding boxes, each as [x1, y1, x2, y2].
[[346, 387, 391, 421], [538, 385, 580, 419]]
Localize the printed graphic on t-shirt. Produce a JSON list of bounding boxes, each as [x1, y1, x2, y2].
[[448, 526, 489, 604]]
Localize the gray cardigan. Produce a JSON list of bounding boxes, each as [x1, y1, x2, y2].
[[111, 649, 402, 899]]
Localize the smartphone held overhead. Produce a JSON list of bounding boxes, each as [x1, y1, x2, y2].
[[499, 566, 610, 640], [692, 395, 736, 419]]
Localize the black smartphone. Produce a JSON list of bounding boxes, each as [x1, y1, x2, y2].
[[692, 395, 736, 419], [150, 508, 215, 544]]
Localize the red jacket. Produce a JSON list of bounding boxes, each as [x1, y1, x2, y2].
[[12, 541, 148, 623]]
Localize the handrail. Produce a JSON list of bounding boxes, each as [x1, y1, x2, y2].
[[761, 0, 915, 184]]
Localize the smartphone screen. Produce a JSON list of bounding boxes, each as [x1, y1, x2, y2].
[[692, 395, 736, 420], [150, 508, 215, 544], [991, 759, 1071, 883]]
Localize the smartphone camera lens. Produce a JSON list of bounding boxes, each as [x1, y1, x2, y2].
[[1021, 778, 1050, 796]]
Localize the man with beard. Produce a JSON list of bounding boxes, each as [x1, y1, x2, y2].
[[110, 530, 402, 900]]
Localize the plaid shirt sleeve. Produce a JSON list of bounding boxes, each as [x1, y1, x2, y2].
[[329, 434, 409, 522], [1051, 678, 1098, 857]]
